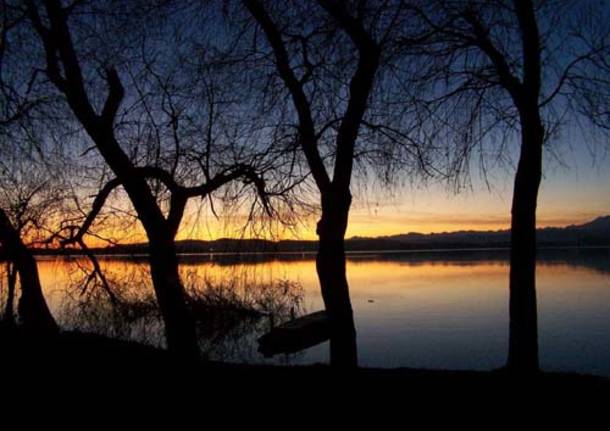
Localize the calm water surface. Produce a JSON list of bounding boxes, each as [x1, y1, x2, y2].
[[33, 248, 610, 376]]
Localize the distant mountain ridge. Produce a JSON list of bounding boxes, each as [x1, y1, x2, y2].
[[28, 215, 610, 255], [346, 215, 610, 249]]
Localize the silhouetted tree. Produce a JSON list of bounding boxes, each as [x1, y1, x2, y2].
[[24, 0, 280, 357], [401, 0, 610, 372], [0, 201, 58, 333], [1, 262, 17, 325], [0, 3, 58, 333], [238, 0, 436, 367], [0, 163, 46, 327]]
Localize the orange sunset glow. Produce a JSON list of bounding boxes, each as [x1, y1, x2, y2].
[[83, 165, 610, 246]]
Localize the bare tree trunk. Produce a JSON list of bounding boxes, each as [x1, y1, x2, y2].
[[85, 155, 198, 357], [85, 149, 199, 358], [0, 209, 58, 334], [3, 262, 16, 325], [507, 110, 543, 373], [316, 191, 357, 368], [148, 234, 198, 358]]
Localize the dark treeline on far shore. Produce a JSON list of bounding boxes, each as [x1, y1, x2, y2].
[[15, 248, 610, 278], [14, 215, 610, 256]]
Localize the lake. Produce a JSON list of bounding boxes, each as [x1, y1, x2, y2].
[[27, 247, 610, 376]]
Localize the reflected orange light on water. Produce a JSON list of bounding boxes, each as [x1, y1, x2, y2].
[[37, 256, 609, 323], [30, 251, 610, 374]]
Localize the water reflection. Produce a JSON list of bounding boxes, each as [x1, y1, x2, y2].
[[49, 259, 306, 362], [27, 248, 610, 375]]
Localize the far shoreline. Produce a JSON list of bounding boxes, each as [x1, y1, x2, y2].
[[21, 244, 610, 258]]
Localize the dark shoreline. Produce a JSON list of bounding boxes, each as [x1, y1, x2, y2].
[[10, 243, 610, 258], [3, 326, 608, 397]]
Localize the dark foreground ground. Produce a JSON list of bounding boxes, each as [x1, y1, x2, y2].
[[2, 325, 609, 418]]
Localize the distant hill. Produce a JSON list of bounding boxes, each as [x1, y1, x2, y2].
[[347, 215, 610, 251], [25, 215, 610, 256]]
